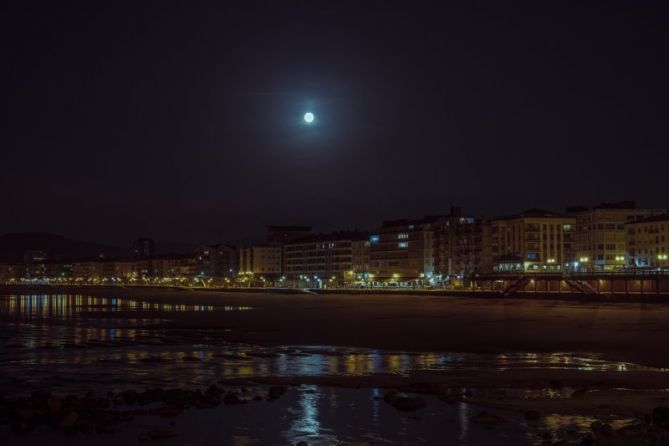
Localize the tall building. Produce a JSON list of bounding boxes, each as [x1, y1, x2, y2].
[[626, 214, 669, 268], [351, 238, 371, 279], [490, 209, 575, 272], [72, 260, 104, 279], [133, 238, 155, 258], [283, 231, 368, 283], [0, 263, 25, 282], [196, 244, 237, 278], [433, 207, 491, 279], [152, 254, 197, 278], [568, 201, 665, 271], [368, 216, 443, 282], [238, 245, 282, 276], [23, 250, 48, 279]]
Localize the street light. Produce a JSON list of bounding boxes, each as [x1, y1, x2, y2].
[[579, 257, 590, 273], [615, 255, 625, 270]]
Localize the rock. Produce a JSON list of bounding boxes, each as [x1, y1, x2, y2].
[[147, 427, 178, 440], [653, 406, 669, 429], [223, 393, 242, 405], [206, 385, 222, 396], [59, 411, 79, 429], [470, 410, 504, 426], [616, 423, 647, 437], [48, 396, 62, 414], [162, 389, 186, 405], [121, 390, 139, 405], [96, 424, 120, 433], [76, 420, 96, 433], [30, 390, 51, 409], [10, 420, 32, 434], [267, 386, 287, 400], [16, 408, 35, 421], [578, 434, 594, 446], [525, 410, 541, 421], [158, 404, 182, 418], [590, 420, 613, 436], [383, 392, 426, 412]]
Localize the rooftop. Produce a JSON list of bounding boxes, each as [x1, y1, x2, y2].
[[626, 214, 669, 225]]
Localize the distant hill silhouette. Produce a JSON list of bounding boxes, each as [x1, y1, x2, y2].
[[0, 233, 130, 262]]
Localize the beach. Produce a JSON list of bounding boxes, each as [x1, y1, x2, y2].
[[2, 285, 669, 445]]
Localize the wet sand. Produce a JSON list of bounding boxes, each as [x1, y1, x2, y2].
[[3, 286, 669, 444], [4, 285, 669, 368]]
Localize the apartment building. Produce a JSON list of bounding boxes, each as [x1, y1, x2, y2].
[[238, 245, 282, 276], [283, 232, 368, 282], [196, 244, 237, 278], [369, 216, 443, 281], [490, 209, 575, 272], [433, 207, 491, 279], [626, 214, 669, 268], [568, 201, 665, 271]]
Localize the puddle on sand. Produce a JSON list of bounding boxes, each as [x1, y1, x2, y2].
[[0, 294, 666, 397], [0, 294, 652, 445]]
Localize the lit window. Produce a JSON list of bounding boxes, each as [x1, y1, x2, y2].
[[370, 235, 380, 243], [398, 242, 408, 248], [397, 233, 409, 240]]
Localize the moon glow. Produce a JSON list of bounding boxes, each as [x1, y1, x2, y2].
[[304, 112, 315, 123]]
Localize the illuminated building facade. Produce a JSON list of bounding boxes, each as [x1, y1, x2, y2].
[[351, 239, 371, 278], [283, 232, 368, 283], [132, 238, 155, 258], [568, 201, 665, 271], [196, 244, 237, 278], [626, 214, 669, 268], [369, 216, 442, 282], [151, 254, 197, 277], [490, 209, 575, 272], [238, 245, 282, 276], [433, 207, 491, 279]]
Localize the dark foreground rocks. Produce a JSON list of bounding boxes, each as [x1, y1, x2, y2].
[[0, 384, 260, 436], [383, 391, 426, 412]]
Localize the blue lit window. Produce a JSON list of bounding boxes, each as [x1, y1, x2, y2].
[[370, 235, 380, 244], [398, 242, 408, 248], [527, 252, 538, 260]]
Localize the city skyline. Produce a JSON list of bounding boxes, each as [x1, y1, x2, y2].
[[3, 2, 669, 244]]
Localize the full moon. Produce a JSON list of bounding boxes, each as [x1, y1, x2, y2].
[[303, 112, 315, 123]]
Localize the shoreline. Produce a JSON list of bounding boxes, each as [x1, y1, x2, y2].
[[4, 284, 669, 368], [4, 286, 669, 444], [4, 283, 669, 303]]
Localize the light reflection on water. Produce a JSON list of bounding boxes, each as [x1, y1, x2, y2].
[[0, 294, 657, 445], [0, 293, 666, 398], [0, 294, 251, 320]]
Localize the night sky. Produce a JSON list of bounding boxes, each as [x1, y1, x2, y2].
[[3, 1, 668, 245]]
